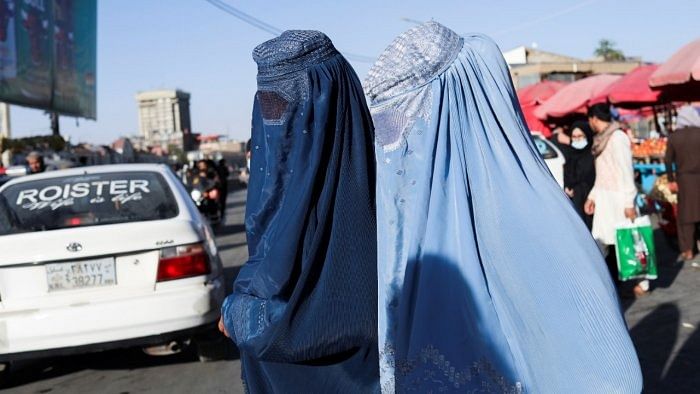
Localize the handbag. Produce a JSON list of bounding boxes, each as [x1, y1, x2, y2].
[[614, 216, 658, 281]]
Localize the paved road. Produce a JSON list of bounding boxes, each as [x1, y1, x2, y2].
[[2, 187, 699, 393]]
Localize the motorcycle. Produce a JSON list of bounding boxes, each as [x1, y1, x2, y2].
[[189, 176, 222, 226]]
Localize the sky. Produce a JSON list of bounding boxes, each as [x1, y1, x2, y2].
[[9, 0, 700, 144]]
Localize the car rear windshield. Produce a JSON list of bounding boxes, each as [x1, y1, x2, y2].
[[0, 171, 179, 235]]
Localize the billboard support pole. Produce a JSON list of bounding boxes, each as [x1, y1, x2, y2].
[[50, 112, 60, 136]]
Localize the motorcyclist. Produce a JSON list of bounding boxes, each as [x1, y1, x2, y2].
[[190, 160, 223, 224]]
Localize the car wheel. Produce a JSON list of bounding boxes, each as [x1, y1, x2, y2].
[[193, 329, 227, 362]]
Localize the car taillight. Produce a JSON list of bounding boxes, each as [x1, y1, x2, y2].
[[157, 242, 210, 282]]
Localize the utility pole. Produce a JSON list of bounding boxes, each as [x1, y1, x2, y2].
[[50, 112, 60, 136], [0, 103, 10, 140]]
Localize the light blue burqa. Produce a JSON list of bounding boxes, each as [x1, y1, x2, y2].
[[364, 22, 642, 393]]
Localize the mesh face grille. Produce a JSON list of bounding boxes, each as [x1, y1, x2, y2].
[[370, 85, 433, 152], [257, 90, 290, 122]]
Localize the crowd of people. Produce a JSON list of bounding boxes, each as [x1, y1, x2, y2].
[[551, 103, 700, 297]]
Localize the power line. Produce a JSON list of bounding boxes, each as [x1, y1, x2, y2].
[[493, 0, 601, 36], [205, 0, 282, 36], [204, 0, 375, 63]]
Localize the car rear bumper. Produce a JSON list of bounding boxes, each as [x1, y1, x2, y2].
[[0, 276, 225, 359], [0, 322, 218, 362]]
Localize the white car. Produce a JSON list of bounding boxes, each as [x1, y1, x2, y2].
[[531, 132, 566, 188], [0, 164, 225, 366]]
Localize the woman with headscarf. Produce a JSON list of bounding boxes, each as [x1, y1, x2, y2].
[[218, 30, 379, 393], [364, 22, 641, 393], [665, 105, 700, 262], [562, 121, 596, 229]]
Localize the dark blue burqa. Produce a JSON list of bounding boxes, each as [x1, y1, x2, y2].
[[221, 31, 379, 393]]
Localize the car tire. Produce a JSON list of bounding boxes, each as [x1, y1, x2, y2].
[[193, 329, 227, 362]]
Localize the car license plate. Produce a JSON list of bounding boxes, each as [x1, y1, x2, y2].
[[46, 258, 117, 292]]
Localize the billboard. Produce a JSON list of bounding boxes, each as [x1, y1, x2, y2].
[[0, 0, 96, 119]]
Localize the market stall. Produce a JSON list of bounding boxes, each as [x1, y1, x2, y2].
[[534, 74, 621, 120], [517, 81, 567, 137], [649, 38, 700, 102]]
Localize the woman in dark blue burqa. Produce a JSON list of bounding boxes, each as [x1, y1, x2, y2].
[[219, 31, 379, 393]]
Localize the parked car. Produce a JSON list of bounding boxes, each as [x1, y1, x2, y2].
[[0, 164, 225, 368], [531, 132, 565, 188]]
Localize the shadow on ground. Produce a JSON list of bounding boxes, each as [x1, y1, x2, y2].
[[0, 337, 241, 390], [624, 222, 700, 393], [214, 222, 246, 237], [622, 228, 681, 312], [630, 302, 700, 393]]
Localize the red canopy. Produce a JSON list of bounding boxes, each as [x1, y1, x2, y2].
[[517, 81, 567, 137], [649, 39, 700, 87], [590, 65, 661, 108], [534, 74, 621, 120]]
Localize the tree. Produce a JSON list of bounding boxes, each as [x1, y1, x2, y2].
[[594, 39, 625, 61]]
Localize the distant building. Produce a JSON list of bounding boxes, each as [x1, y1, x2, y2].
[[135, 89, 194, 152], [195, 134, 247, 166], [504, 46, 643, 89]]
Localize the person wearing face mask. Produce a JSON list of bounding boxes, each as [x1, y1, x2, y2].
[[562, 121, 596, 229]]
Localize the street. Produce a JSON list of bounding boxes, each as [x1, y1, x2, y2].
[[1, 186, 700, 393]]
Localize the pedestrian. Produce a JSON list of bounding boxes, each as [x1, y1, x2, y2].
[[216, 158, 229, 215], [245, 138, 252, 171], [584, 103, 646, 295], [218, 30, 379, 392], [365, 22, 641, 393], [562, 121, 596, 229], [25, 151, 46, 174], [665, 105, 700, 263]]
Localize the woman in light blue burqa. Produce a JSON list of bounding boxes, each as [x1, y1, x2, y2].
[[364, 22, 642, 393]]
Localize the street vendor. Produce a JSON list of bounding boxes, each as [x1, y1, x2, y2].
[[665, 105, 700, 263]]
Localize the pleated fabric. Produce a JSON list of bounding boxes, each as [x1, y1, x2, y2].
[[221, 30, 379, 393], [365, 22, 642, 393]]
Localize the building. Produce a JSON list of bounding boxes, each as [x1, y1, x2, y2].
[[504, 46, 643, 89], [135, 89, 194, 152], [195, 134, 247, 167]]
